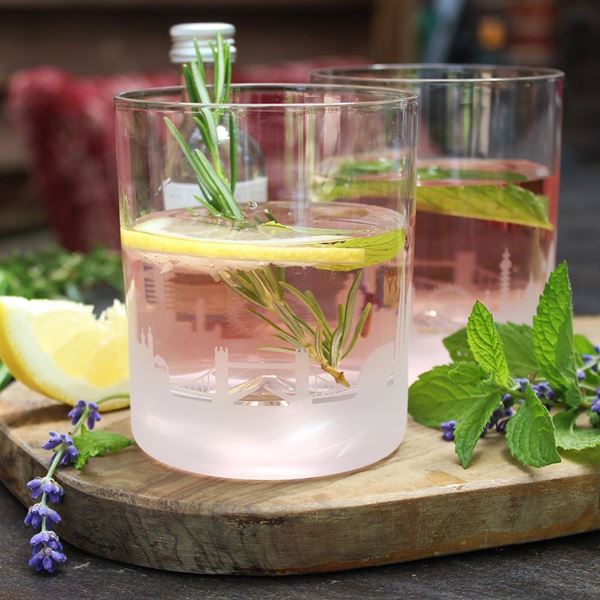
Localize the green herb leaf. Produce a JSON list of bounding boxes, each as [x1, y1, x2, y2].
[[573, 334, 596, 356], [533, 262, 582, 407], [416, 184, 552, 230], [466, 301, 511, 387], [0, 362, 12, 391], [454, 383, 502, 468], [73, 426, 134, 470], [553, 410, 600, 451], [320, 229, 405, 271], [417, 165, 527, 183], [505, 385, 561, 467], [444, 322, 538, 378], [337, 158, 399, 176], [408, 362, 492, 427]]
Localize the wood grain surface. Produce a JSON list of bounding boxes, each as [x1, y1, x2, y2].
[[1, 318, 599, 575]]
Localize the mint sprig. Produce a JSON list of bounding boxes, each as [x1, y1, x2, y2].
[[409, 261, 600, 469]]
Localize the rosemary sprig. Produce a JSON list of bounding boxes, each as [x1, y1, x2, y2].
[[220, 267, 372, 387], [165, 35, 242, 220]]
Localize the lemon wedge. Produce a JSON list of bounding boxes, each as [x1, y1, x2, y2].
[[0, 297, 129, 410]]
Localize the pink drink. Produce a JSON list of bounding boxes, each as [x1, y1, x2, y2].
[[122, 202, 410, 479], [410, 158, 558, 380]]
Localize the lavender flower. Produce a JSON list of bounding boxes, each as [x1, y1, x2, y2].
[[440, 420, 457, 441], [26, 477, 64, 503], [30, 530, 62, 553], [42, 432, 63, 451], [56, 434, 79, 466], [24, 503, 61, 529], [515, 378, 529, 393], [29, 544, 67, 573], [591, 398, 600, 414], [67, 400, 86, 425], [86, 402, 101, 430], [532, 381, 556, 402], [68, 400, 101, 430]]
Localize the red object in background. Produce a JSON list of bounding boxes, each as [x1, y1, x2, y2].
[[7, 57, 366, 251], [7, 68, 175, 251]]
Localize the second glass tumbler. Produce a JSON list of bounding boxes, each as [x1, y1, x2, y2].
[[312, 65, 564, 380]]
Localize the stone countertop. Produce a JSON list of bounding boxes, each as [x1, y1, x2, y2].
[[1, 482, 598, 600]]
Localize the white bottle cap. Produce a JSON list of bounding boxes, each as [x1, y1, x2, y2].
[[169, 23, 236, 64]]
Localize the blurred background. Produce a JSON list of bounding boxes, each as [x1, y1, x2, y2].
[[0, 0, 598, 311]]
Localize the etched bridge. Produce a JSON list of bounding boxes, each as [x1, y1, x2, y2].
[[170, 346, 356, 404]]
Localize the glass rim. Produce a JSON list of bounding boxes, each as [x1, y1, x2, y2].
[[114, 83, 419, 111], [311, 64, 565, 85]]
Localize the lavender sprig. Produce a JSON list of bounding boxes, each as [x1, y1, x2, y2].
[[24, 395, 128, 574]]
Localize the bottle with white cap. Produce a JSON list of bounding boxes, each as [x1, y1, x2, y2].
[[164, 23, 267, 210]]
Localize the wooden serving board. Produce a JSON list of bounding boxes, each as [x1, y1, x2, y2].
[[1, 318, 600, 575]]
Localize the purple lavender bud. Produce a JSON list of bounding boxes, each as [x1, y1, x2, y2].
[[42, 479, 64, 504], [56, 435, 79, 466], [86, 402, 101, 430], [594, 345, 600, 354], [67, 400, 86, 426], [42, 432, 62, 451], [505, 407, 514, 417], [440, 420, 456, 441], [516, 378, 528, 392], [583, 354, 595, 364], [502, 393, 513, 407], [30, 531, 63, 554], [577, 370, 586, 381], [26, 478, 44, 500], [24, 503, 61, 528], [591, 398, 600, 414], [28, 545, 67, 573], [496, 419, 509, 434]]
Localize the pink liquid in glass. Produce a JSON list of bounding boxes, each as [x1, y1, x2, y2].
[[410, 158, 558, 380], [122, 202, 411, 479]]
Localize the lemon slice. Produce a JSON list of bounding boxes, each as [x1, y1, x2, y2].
[[121, 227, 366, 266], [0, 297, 129, 410]]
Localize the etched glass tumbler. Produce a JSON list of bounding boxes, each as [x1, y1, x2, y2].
[[312, 66, 564, 380], [115, 84, 418, 479]]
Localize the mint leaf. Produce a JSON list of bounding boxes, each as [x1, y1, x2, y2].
[[338, 158, 399, 176], [417, 165, 527, 183], [322, 229, 405, 271], [408, 362, 490, 427], [505, 385, 561, 467], [493, 323, 537, 377], [466, 301, 511, 387], [533, 262, 582, 407], [311, 178, 400, 202], [573, 334, 596, 356], [443, 322, 537, 378], [416, 184, 552, 230], [442, 328, 472, 362], [454, 384, 502, 468], [73, 427, 134, 470], [553, 410, 600, 451]]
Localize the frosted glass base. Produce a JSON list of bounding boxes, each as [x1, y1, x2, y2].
[[129, 341, 407, 480]]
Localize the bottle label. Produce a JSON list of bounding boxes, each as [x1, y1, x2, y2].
[[162, 177, 268, 210]]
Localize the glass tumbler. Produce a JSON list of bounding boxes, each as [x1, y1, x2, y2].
[[115, 84, 418, 479], [312, 65, 564, 381]]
